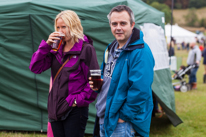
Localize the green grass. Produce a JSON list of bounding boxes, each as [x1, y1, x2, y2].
[[1, 48, 206, 137], [0, 131, 46, 137]]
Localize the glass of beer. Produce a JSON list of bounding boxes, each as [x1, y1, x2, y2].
[[51, 32, 65, 51], [90, 69, 101, 89]]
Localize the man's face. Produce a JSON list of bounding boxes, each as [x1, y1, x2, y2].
[[190, 42, 195, 49], [110, 11, 135, 46]]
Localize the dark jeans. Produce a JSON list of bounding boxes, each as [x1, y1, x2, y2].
[[51, 107, 88, 137], [189, 67, 199, 84]]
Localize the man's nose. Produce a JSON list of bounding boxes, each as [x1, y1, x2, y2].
[[116, 24, 121, 30]]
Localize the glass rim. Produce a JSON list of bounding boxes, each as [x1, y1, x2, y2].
[[90, 69, 101, 72]]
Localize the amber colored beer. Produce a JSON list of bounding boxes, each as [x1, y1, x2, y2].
[[91, 75, 101, 89], [90, 69, 101, 89], [51, 36, 64, 51], [51, 32, 65, 51]]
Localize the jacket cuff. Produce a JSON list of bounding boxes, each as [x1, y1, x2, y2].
[[66, 95, 76, 107], [119, 103, 134, 121], [38, 40, 52, 53]]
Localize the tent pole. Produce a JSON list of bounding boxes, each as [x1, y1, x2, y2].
[[169, 0, 174, 63]]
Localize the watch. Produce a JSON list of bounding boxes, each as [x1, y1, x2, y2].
[[74, 99, 77, 105]]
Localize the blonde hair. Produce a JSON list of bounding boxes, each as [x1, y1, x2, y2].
[[54, 10, 84, 43]]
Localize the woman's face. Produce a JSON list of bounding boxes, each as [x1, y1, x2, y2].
[[56, 18, 72, 43]]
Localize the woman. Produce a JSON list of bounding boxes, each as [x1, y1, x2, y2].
[[29, 10, 99, 137]]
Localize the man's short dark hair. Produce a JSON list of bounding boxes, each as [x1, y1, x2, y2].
[[107, 5, 135, 25]]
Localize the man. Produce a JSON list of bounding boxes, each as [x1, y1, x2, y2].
[[202, 47, 206, 83], [168, 41, 175, 56], [187, 42, 201, 89], [89, 5, 154, 137]]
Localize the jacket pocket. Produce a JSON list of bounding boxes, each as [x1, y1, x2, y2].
[[56, 99, 72, 119], [47, 89, 58, 120]]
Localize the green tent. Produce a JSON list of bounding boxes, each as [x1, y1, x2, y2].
[[0, 0, 182, 134]]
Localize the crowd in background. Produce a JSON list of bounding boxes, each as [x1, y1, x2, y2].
[[168, 35, 206, 90]]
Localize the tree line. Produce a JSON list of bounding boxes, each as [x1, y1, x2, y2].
[[142, 0, 206, 9], [142, 0, 206, 28]]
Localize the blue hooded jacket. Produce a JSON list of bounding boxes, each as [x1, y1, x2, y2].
[[93, 27, 155, 137]]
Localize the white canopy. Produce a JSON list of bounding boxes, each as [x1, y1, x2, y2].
[[165, 24, 197, 44], [197, 32, 206, 42], [141, 23, 169, 71]]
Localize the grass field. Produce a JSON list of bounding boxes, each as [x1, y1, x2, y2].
[[1, 48, 205, 137], [0, 131, 46, 137], [173, 7, 206, 26]]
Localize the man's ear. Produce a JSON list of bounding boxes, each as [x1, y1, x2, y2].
[[131, 22, 135, 29]]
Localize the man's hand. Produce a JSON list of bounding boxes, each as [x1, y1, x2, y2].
[[89, 77, 103, 91], [118, 118, 125, 123], [196, 61, 199, 65]]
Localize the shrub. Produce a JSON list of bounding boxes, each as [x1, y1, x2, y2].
[[189, 0, 206, 8], [151, 2, 172, 24], [199, 18, 206, 28], [184, 8, 199, 27], [175, 3, 182, 9]]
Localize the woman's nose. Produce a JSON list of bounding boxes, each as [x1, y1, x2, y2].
[[58, 29, 63, 33]]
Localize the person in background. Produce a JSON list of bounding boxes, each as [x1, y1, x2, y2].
[[181, 41, 185, 50], [199, 44, 204, 52], [177, 43, 181, 50], [187, 42, 201, 89], [195, 37, 199, 44], [202, 47, 206, 83], [200, 37, 205, 48], [186, 42, 190, 52], [29, 10, 99, 137], [168, 42, 175, 56], [90, 5, 154, 137], [203, 38, 206, 48]]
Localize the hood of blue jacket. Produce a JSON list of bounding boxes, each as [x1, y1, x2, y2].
[[107, 27, 145, 51]]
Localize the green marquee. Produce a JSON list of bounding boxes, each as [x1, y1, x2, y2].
[[0, 0, 182, 134]]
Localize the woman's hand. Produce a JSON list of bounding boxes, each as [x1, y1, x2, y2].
[[46, 32, 61, 45], [72, 103, 77, 107], [72, 99, 77, 107]]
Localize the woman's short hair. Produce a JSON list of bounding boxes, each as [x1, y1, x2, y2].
[[55, 10, 84, 43]]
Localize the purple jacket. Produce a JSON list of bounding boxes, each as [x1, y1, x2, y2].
[[29, 35, 99, 120]]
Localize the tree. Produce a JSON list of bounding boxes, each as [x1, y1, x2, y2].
[[175, 2, 182, 9], [184, 8, 198, 27], [199, 18, 206, 28], [142, 0, 190, 9], [142, 0, 164, 5], [164, 0, 189, 9], [179, 0, 189, 9], [189, 0, 206, 8], [150, 2, 171, 24]]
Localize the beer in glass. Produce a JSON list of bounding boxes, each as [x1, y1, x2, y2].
[[90, 69, 101, 89], [51, 32, 65, 51]]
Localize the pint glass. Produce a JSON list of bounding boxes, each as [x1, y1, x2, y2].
[[51, 32, 65, 51], [90, 69, 101, 89]]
